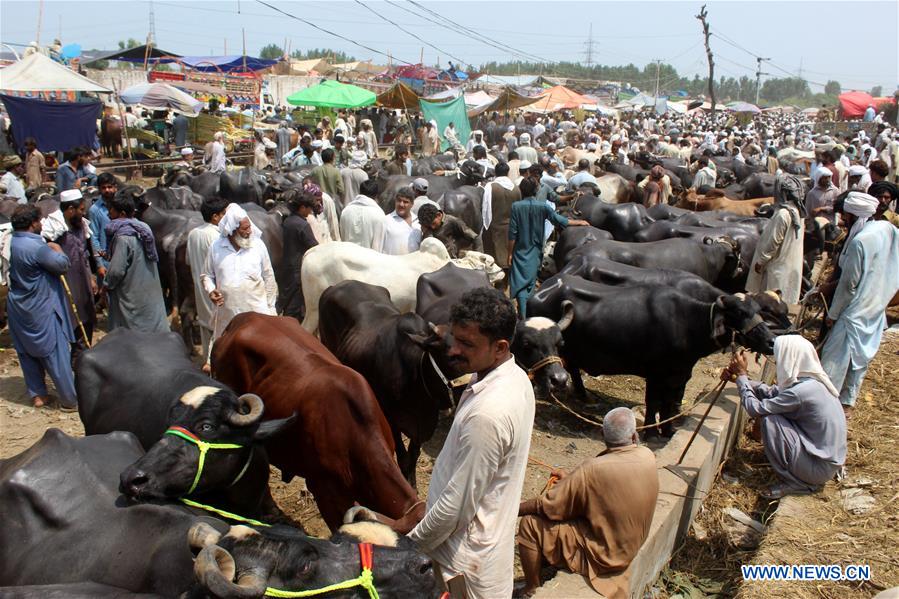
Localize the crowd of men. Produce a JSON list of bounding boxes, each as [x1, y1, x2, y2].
[[2, 95, 898, 598]]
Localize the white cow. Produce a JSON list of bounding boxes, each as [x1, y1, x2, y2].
[[301, 238, 451, 334]]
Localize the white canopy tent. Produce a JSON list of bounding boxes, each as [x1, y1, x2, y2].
[[0, 52, 111, 93]]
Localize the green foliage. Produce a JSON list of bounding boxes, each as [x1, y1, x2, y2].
[[290, 48, 356, 63], [478, 60, 844, 107], [259, 44, 284, 60], [759, 77, 810, 102], [824, 80, 841, 95], [117, 38, 141, 50]]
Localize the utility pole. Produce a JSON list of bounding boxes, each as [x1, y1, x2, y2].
[[584, 23, 596, 68], [754, 56, 770, 106], [695, 4, 716, 120], [653, 59, 663, 98], [35, 0, 44, 45]]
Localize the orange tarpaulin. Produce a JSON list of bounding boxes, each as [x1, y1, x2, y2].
[[524, 85, 590, 113]]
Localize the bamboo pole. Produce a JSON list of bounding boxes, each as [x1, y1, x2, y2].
[[111, 80, 135, 164], [60, 275, 91, 349]]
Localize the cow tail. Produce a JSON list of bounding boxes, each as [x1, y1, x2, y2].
[[168, 247, 180, 322]]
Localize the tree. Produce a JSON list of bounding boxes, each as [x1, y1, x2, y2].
[[824, 80, 841, 95], [870, 85, 882, 97], [259, 44, 284, 60], [291, 48, 356, 63], [117, 38, 141, 50]]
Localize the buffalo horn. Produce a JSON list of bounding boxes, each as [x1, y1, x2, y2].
[[229, 394, 264, 426], [188, 522, 222, 550], [194, 545, 267, 599], [557, 300, 575, 332]]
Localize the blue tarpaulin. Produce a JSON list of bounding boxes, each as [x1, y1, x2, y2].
[[1, 95, 101, 153]]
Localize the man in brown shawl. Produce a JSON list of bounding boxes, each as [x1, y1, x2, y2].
[[516, 407, 659, 598]]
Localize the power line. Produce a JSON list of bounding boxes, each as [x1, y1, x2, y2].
[[254, 0, 414, 65], [351, 0, 466, 66], [402, 0, 554, 65]]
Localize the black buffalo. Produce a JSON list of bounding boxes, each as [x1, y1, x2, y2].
[[76, 328, 293, 517], [569, 193, 654, 241], [318, 281, 462, 485], [559, 254, 791, 332], [552, 225, 614, 271], [566, 236, 743, 290], [0, 430, 440, 598], [528, 275, 776, 437], [415, 263, 572, 398]]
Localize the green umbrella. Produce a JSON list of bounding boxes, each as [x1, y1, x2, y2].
[[286, 80, 376, 108]]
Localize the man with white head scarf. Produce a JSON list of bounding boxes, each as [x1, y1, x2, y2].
[[515, 133, 538, 165], [847, 164, 871, 192], [819, 192, 899, 415], [200, 203, 277, 336], [746, 175, 806, 304], [724, 336, 846, 499], [804, 168, 839, 225], [207, 132, 227, 174]]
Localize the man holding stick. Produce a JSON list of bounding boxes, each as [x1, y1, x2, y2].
[[6, 205, 78, 410]]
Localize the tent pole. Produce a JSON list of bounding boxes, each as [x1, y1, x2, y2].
[[111, 80, 135, 174]]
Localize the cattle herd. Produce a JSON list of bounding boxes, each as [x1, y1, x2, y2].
[[2, 132, 830, 598]]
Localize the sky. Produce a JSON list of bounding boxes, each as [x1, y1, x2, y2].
[[1, 0, 897, 93]]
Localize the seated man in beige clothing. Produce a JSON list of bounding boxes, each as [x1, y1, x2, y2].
[[516, 407, 659, 599]]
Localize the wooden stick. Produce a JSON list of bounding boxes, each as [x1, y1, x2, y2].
[[60, 275, 91, 349], [676, 379, 727, 465]]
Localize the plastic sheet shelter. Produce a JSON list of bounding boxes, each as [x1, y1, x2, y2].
[[0, 52, 111, 94], [119, 82, 203, 115], [524, 85, 590, 113], [838, 91, 895, 118], [468, 86, 540, 116], [376, 82, 421, 109], [419, 95, 470, 152], [287, 80, 376, 108], [1, 94, 103, 152], [81, 44, 181, 65]]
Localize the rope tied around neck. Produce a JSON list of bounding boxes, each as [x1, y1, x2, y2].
[[264, 543, 380, 598]]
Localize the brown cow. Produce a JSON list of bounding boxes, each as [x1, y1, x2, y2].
[[211, 312, 424, 531], [676, 189, 772, 216]]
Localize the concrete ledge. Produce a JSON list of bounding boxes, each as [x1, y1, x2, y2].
[[534, 376, 749, 598]]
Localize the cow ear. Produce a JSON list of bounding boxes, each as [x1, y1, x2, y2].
[[252, 413, 296, 441], [703, 236, 713, 245]]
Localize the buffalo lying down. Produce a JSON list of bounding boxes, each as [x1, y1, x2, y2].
[[0, 431, 441, 598]]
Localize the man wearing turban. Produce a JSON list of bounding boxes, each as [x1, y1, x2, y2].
[[200, 203, 277, 336], [819, 192, 899, 416]]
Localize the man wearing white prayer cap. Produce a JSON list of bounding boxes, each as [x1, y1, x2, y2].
[[819, 192, 899, 415], [200, 203, 277, 336], [176, 147, 194, 169], [517, 132, 538, 164]]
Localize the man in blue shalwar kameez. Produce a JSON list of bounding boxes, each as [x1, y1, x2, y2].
[[820, 192, 899, 416], [6, 205, 77, 410], [508, 176, 588, 318]]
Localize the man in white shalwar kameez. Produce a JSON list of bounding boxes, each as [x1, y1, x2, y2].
[[338, 179, 385, 252], [186, 197, 228, 360], [408, 288, 535, 599], [820, 192, 899, 414], [200, 203, 277, 337], [746, 175, 805, 304]]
